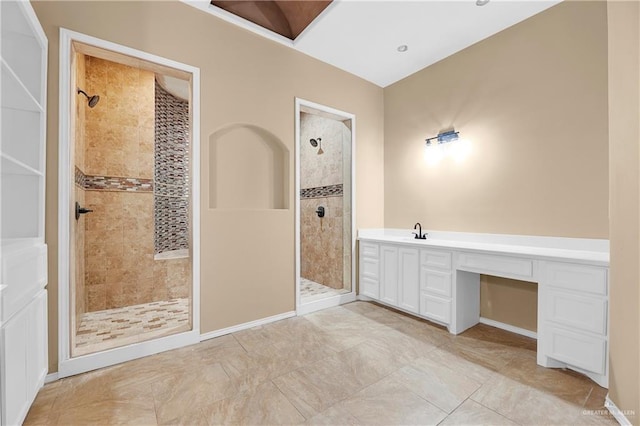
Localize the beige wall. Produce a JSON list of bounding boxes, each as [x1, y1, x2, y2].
[[607, 1, 640, 423], [33, 0, 385, 372], [383, 1, 609, 330]]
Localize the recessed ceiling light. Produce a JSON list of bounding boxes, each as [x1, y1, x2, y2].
[[397, 45, 408, 53], [476, 0, 490, 5]]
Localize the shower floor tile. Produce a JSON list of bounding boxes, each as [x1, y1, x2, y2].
[[301, 278, 349, 303], [74, 298, 191, 356]]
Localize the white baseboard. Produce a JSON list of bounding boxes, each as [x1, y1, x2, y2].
[[200, 311, 296, 341], [479, 317, 537, 339], [45, 372, 59, 384], [605, 395, 633, 426], [297, 293, 356, 315]]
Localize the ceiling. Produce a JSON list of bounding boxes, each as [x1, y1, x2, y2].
[[210, 1, 332, 40], [183, 0, 561, 88]]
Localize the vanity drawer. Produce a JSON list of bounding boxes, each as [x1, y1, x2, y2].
[[546, 288, 607, 335], [546, 325, 606, 375], [420, 268, 452, 298], [543, 262, 607, 296], [360, 242, 379, 259], [420, 293, 451, 325], [457, 252, 533, 280], [360, 257, 379, 280], [420, 249, 452, 270], [360, 277, 379, 299]]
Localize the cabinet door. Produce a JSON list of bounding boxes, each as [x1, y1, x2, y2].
[[380, 245, 398, 306], [359, 242, 380, 299], [2, 307, 29, 426], [26, 290, 48, 398], [546, 325, 606, 374], [420, 293, 452, 325], [398, 247, 420, 314], [420, 268, 452, 298]]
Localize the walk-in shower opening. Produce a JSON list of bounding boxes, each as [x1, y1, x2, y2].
[[70, 47, 193, 357], [298, 106, 353, 305]]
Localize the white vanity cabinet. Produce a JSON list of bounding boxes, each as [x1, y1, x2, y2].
[[1, 1, 49, 424], [419, 249, 453, 325], [358, 229, 610, 388], [539, 261, 608, 385]]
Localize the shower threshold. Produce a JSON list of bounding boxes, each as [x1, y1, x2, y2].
[[73, 298, 190, 356], [300, 278, 349, 303]]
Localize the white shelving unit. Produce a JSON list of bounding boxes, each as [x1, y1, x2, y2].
[[0, 1, 49, 424]]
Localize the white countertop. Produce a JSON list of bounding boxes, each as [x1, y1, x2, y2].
[[358, 228, 609, 266]]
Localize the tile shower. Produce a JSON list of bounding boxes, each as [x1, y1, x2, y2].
[[300, 112, 352, 302], [72, 54, 191, 355]]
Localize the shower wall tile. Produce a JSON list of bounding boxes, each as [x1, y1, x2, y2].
[[82, 56, 190, 312], [154, 81, 190, 255], [300, 113, 347, 189], [300, 196, 344, 289], [85, 56, 155, 179], [83, 189, 191, 311], [74, 52, 87, 329]]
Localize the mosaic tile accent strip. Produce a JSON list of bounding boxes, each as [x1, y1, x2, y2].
[[75, 166, 87, 188], [74, 298, 190, 356], [155, 81, 190, 255], [75, 165, 153, 192], [300, 184, 343, 199], [85, 175, 153, 192]]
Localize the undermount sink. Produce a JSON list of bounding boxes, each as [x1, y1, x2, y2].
[[402, 236, 429, 242]]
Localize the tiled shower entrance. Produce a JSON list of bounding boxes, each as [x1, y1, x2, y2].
[[74, 298, 190, 356], [71, 52, 193, 357], [298, 102, 353, 308]]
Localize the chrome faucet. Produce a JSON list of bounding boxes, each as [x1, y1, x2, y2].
[[413, 223, 428, 240]]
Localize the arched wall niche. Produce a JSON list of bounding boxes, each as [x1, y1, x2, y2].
[[209, 123, 289, 210]]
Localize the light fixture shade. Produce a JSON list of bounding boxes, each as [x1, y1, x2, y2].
[[424, 129, 469, 164], [426, 130, 459, 146]]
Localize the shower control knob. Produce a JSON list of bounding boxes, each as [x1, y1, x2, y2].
[[315, 206, 325, 218], [75, 201, 93, 220]]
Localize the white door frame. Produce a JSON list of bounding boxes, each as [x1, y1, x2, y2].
[[57, 28, 201, 377], [295, 98, 357, 315]]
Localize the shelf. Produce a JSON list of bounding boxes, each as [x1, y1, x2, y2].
[[1, 174, 42, 239], [1, 0, 46, 104], [1, 106, 42, 171], [1, 60, 44, 113], [1, 153, 43, 176]]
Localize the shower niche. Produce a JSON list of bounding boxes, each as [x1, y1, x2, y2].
[[209, 124, 289, 210]]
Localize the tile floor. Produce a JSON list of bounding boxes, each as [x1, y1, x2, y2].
[[301, 278, 349, 303], [74, 298, 190, 356], [27, 301, 616, 425]]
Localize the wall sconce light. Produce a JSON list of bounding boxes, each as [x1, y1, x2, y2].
[[425, 130, 459, 147], [424, 129, 471, 164]]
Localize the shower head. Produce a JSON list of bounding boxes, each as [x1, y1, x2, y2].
[[77, 89, 100, 108], [310, 138, 324, 155]]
